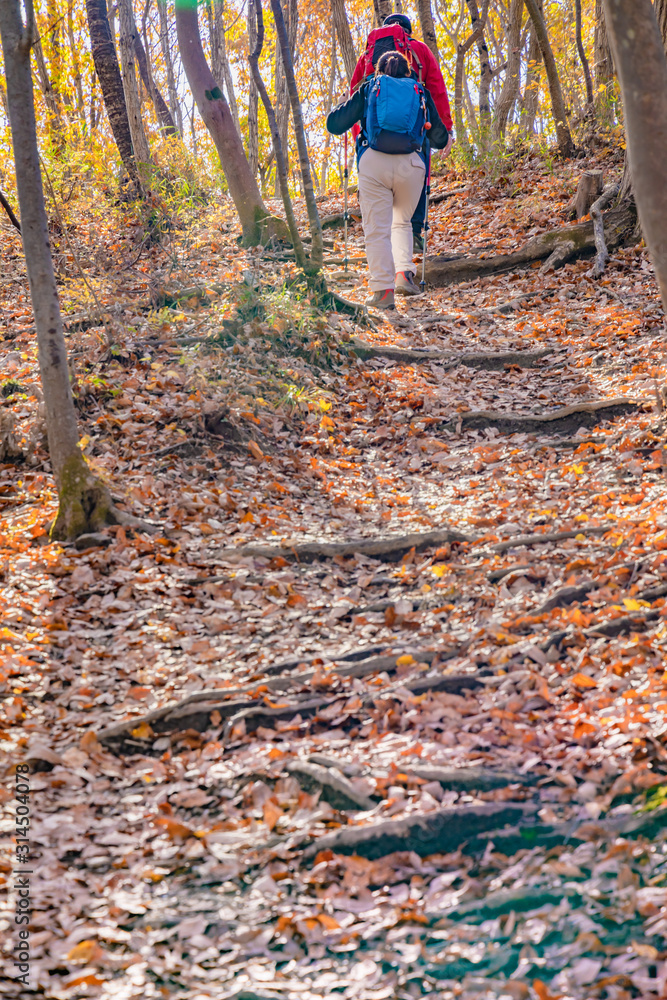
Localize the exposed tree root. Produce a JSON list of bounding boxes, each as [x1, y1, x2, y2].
[[444, 397, 644, 436], [286, 761, 376, 811], [487, 525, 609, 555], [97, 646, 482, 749], [214, 526, 471, 564], [348, 338, 555, 370], [533, 580, 595, 614], [591, 182, 621, 277], [423, 204, 636, 286], [406, 765, 535, 791], [301, 802, 536, 860]]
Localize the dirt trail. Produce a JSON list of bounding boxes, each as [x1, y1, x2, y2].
[[2, 153, 667, 998]]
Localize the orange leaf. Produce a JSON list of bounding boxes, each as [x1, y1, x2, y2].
[[130, 722, 154, 740], [153, 816, 195, 841], [128, 686, 151, 700], [573, 720, 597, 740], [263, 799, 282, 831], [248, 440, 264, 460], [318, 913, 340, 930], [532, 979, 563, 1000], [571, 672, 597, 688], [67, 940, 106, 965]]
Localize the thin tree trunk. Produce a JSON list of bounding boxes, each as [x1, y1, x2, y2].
[[320, 25, 337, 194], [0, 0, 118, 540], [521, 1, 542, 133], [574, 0, 594, 105], [417, 0, 440, 61], [158, 0, 182, 134], [117, 0, 152, 172], [208, 0, 241, 134], [248, 0, 306, 269], [494, 0, 523, 137], [270, 0, 323, 269], [175, 0, 273, 245], [603, 0, 667, 312], [32, 33, 62, 145], [455, 3, 489, 152], [593, 0, 614, 106], [85, 0, 141, 187], [274, 0, 297, 196], [247, 0, 259, 178], [330, 0, 356, 81], [0, 187, 21, 232], [133, 23, 178, 134], [67, 1, 86, 129], [465, 0, 492, 128], [524, 0, 575, 156]]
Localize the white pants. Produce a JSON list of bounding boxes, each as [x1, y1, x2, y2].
[[357, 148, 425, 291]]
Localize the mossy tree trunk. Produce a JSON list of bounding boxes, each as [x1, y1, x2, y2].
[[0, 0, 121, 540]]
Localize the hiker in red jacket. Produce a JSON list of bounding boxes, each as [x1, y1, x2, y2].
[[350, 13, 453, 251]]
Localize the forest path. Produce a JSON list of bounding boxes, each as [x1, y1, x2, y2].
[[3, 152, 667, 998]]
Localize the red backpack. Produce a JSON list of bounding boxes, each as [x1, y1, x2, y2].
[[356, 24, 423, 85]]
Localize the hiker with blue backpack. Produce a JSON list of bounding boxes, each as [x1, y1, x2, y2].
[[326, 50, 449, 310], [350, 14, 454, 253]]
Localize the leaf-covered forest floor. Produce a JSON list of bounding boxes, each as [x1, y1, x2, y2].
[[3, 136, 667, 1000]]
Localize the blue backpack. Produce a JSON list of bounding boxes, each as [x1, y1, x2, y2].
[[366, 76, 428, 154]]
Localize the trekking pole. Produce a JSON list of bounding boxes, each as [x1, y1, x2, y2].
[[420, 161, 431, 293], [343, 131, 349, 273]]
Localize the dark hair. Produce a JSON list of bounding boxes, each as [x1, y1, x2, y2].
[[376, 50, 410, 78], [384, 13, 412, 34]]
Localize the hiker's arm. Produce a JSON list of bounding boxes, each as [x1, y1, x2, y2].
[[327, 90, 365, 136], [422, 49, 453, 132], [425, 92, 449, 149]]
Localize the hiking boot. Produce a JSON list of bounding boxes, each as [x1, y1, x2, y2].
[[365, 289, 395, 310], [413, 232, 424, 253], [395, 271, 421, 296]]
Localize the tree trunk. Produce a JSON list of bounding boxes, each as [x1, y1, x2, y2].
[[521, 2, 542, 134], [274, 0, 297, 196], [574, 0, 594, 105], [603, 0, 667, 312], [158, 0, 183, 134], [375, 0, 393, 27], [247, 1, 259, 178], [494, 0, 523, 137], [465, 0, 493, 128], [524, 0, 575, 156], [85, 0, 141, 187], [270, 0, 323, 269], [593, 0, 614, 105], [208, 0, 241, 135], [417, 0, 440, 61], [455, 5, 489, 152], [67, 0, 86, 130], [248, 0, 306, 269], [320, 25, 337, 194], [0, 0, 118, 540], [117, 0, 152, 173], [330, 0, 356, 81], [175, 0, 272, 245], [132, 12, 178, 135]]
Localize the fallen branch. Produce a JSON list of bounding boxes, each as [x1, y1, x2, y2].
[[428, 184, 469, 204], [423, 204, 636, 286], [348, 338, 555, 371], [444, 397, 644, 436], [213, 526, 471, 564], [301, 802, 535, 860], [591, 182, 621, 277]]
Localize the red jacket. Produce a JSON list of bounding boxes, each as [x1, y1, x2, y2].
[[350, 37, 453, 135]]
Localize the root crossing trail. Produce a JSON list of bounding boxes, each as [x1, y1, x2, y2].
[[2, 152, 667, 1000]]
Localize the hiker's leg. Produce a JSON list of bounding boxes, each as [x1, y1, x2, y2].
[[358, 150, 395, 291], [391, 153, 425, 277], [411, 143, 430, 243], [411, 179, 427, 237]]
